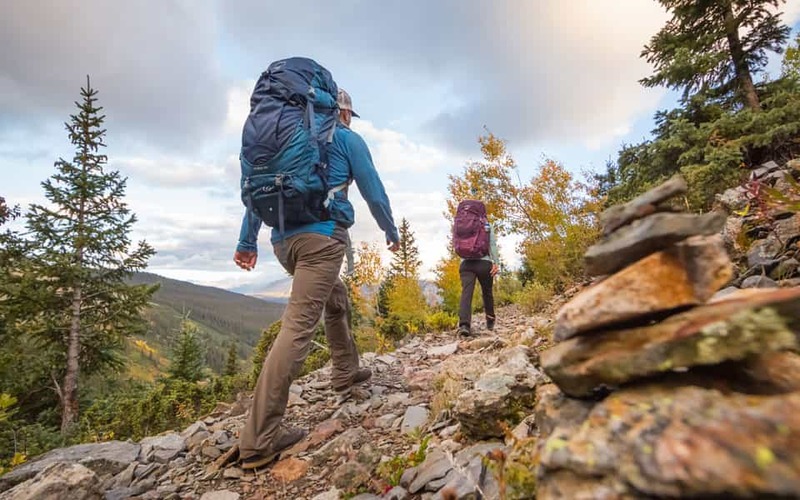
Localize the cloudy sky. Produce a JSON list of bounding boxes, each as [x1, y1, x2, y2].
[[3, 0, 799, 292]]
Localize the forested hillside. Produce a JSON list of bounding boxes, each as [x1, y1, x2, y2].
[[127, 272, 284, 376]]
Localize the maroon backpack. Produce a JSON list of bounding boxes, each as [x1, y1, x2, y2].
[[453, 200, 490, 259]]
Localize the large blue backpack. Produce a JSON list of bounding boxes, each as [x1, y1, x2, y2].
[[240, 57, 341, 235]]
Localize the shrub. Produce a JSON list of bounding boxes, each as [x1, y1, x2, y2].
[[514, 282, 554, 314], [426, 311, 458, 331], [495, 272, 523, 306]]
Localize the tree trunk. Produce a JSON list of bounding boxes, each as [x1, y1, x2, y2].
[[723, 2, 761, 111], [61, 279, 82, 433]]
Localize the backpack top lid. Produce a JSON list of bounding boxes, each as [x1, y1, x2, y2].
[[242, 57, 339, 166], [456, 199, 487, 217]]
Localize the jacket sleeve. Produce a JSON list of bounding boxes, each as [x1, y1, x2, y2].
[[489, 224, 500, 264], [236, 207, 262, 253], [345, 131, 400, 244]]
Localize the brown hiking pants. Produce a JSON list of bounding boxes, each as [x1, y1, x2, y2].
[[239, 233, 360, 460]]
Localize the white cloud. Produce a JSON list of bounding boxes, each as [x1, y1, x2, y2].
[[113, 155, 239, 188], [225, 80, 256, 136], [351, 120, 462, 173], [0, 0, 227, 150]]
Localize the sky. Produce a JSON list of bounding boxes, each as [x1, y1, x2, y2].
[[3, 0, 799, 293]]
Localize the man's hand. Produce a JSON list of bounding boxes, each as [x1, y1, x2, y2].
[[234, 250, 258, 271], [491, 264, 499, 277], [387, 240, 400, 253]]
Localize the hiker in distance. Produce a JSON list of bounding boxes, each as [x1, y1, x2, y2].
[[452, 192, 499, 336], [233, 58, 400, 470]]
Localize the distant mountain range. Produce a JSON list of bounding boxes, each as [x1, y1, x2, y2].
[[232, 276, 293, 303], [234, 276, 442, 306]]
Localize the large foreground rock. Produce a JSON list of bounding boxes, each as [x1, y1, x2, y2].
[[454, 346, 544, 439], [555, 235, 732, 341], [600, 174, 687, 235], [585, 211, 727, 276], [0, 441, 140, 491], [542, 287, 800, 397], [0, 463, 102, 500], [538, 384, 800, 498]]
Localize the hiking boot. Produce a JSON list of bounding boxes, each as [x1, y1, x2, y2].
[[333, 367, 373, 394], [457, 325, 472, 337], [240, 425, 307, 470], [486, 316, 496, 331]]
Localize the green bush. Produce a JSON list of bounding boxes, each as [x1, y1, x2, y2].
[[79, 375, 248, 442], [514, 281, 554, 314], [495, 272, 523, 306], [426, 311, 458, 331]]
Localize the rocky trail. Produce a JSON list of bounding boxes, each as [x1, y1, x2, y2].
[[0, 309, 554, 500], [2, 160, 800, 499]]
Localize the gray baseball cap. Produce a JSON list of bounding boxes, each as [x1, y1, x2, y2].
[[337, 88, 360, 118]]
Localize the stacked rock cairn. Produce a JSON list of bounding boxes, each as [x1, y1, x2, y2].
[[534, 175, 800, 499]]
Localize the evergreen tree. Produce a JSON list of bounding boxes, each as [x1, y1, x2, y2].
[[388, 218, 421, 280], [24, 77, 156, 432], [375, 275, 395, 319], [641, 0, 790, 109], [0, 196, 21, 336], [168, 317, 206, 382], [224, 342, 238, 377]]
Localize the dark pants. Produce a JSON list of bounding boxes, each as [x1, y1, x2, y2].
[[458, 259, 495, 328]]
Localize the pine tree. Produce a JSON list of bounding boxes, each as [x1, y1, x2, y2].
[[0, 197, 22, 338], [641, 0, 790, 109], [168, 317, 206, 382], [25, 77, 156, 432], [224, 342, 238, 377], [388, 218, 421, 280]]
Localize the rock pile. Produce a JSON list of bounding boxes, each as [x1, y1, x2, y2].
[[718, 159, 800, 289], [538, 175, 800, 499]]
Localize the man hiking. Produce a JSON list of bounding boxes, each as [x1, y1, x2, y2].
[[233, 58, 400, 470], [452, 191, 499, 336]]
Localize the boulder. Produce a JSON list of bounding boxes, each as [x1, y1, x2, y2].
[[0, 463, 102, 500], [555, 235, 732, 341], [542, 288, 800, 397], [408, 450, 452, 494], [538, 384, 800, 498], [454, 346, 544, 439], [534, 384, 594, 437], [751, 160, 782, 179], [599, 174, 687, 235], [585, 211, 727, 276], [716, 185, 750, 212], [771, 258, 800, 280], [721, 215, 746, 255], [775, 213, 800, 244], [139, 433, 186, 464], [311, 427, 367, 465], [401, 406, 429, 434], [331, 461, 371, 492], [199, 491, 240, 500], [741, 275, 779, 289], [432, 447, 502, 500], [0, 441, 140, 491], [737, 351, 800, 394], [747, 236, 783, 270]]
